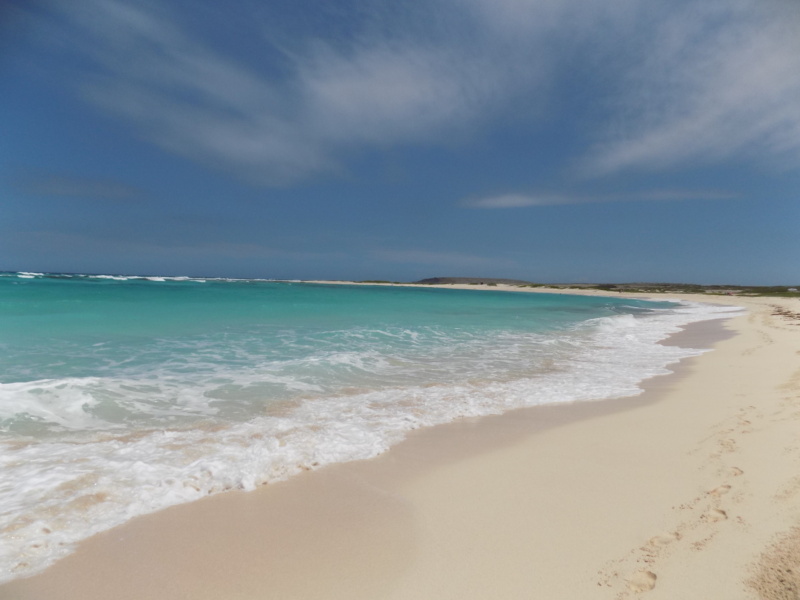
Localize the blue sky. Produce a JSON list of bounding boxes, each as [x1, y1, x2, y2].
[[1, 0, 799, 284]]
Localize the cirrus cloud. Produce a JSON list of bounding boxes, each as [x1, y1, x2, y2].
[[463, 189, 737, 208], [22, 0, 800, 186], [583, 0, 800, 175]]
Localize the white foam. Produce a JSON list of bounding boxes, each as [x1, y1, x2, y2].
[[73, 273, 206, 282], [5, 272, 275, 284], [0, 378, 108, 430]]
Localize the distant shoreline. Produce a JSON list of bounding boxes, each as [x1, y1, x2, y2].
[[302, 278, 800, 299], [4, 271, 797, 297]]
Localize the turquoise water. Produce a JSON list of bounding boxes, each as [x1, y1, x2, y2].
[[0, 272, 741, 581]]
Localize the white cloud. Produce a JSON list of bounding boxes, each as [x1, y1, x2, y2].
[[299, 43, 492, 146], [43, 0, 528, 184], [464, 189, 737, 208], [584, 0, 800, 174], [455, 0, 638, 40], [53, 0, 330, 184], [32, 0, 800, 185], [464, 193, 567, 208]]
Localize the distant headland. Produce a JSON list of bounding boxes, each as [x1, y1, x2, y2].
[[352, 277, 800, 297]]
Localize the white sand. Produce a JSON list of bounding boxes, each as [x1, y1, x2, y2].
[[3, 290, 800, 599]]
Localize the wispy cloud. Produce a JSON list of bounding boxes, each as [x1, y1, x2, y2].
[[583, 0, 800, 175], [51, 0, 328, 185], [464, 193, 569, 208], [40, 0, 527, 185], [28, 0, 800, 185], [33, 0, 633, 185], [12, 172, 144, 200], [464, 189, 737, 208]]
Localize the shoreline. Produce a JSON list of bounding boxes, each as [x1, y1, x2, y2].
[[3, 291, 800, 598], [301, 278, 763, 303]]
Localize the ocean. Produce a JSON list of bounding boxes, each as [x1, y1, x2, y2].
[[0, 272, 741, 581]]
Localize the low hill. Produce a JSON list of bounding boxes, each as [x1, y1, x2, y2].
[[415, 277, 535, 286]]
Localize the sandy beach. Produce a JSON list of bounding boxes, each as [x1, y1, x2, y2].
[[3, 287, 799, 600]]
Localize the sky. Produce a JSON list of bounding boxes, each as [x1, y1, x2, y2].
[[1, 0, 799, 284]]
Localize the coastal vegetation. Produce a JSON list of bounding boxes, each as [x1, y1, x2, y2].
[[414, 278, 800, 297], [581, 283, 800, 297]]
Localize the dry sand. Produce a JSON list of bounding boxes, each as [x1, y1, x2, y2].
[[3, 288, 800, 600]]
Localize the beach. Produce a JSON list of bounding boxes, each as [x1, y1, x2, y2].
[[2, 286, 799, 599]]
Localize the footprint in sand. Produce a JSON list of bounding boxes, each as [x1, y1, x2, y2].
[[731, 467, 744, 477], [703, 508, 728, 522], [774, 475, 800, 501], [649, 532, 680, 547], [708, 484, 732, 496], [627, 570, 657, 593]]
